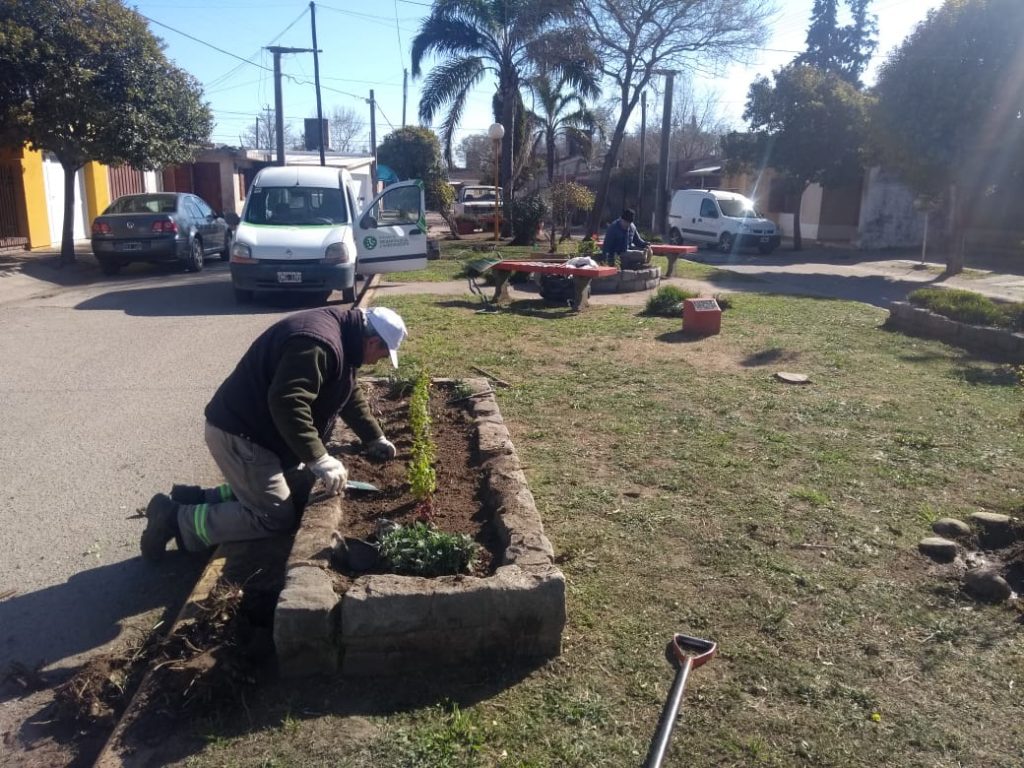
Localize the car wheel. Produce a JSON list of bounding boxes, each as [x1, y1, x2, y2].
[[233, 287, 254, 303], [719, 232, 735, 254], [341, 286, 356, 304], [670, 227, 683, 245], [97, 255, 121, 276], [221, 233, 232, 261], [185, 238, 204, 272]]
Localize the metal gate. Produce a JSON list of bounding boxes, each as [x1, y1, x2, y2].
[[108, 164, 145, 201], [0, 163, 27, 250]]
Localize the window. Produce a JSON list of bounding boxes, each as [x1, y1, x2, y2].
[[700, 199, 719, 218], [107, 194, 178, 214], [366, 185, 421, 227], [244, 187, 348, 225], [192, 197, 214, 217], [185, 200, 203, 220]]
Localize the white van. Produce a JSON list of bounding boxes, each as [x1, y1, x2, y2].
[[228, 166, 427, 303], [668, 189, 780, 255]]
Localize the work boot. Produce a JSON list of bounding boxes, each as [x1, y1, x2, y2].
[[141, 493, 181, 562], [170, 484, 205, 505]]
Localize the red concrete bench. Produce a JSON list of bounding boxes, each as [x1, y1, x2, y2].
[[489, 260, 618, 310], [594, 242, 699, 277]]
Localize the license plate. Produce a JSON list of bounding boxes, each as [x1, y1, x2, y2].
[[760, 236, 770, 243], [117, 241, 142, 251], [277, 271, 302, 284]]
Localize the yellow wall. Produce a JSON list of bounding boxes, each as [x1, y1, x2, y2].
[[83, 161, 110, 222], [18, 149, 50, 249]]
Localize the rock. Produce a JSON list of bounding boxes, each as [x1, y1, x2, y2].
[[968, 512, 1018, 548], [918, 537, 958, 562], [964, 567, 1013, 603], [775, 372, 810, 385], [932, 518, 972, 539], [968, 511, 1013, 527]]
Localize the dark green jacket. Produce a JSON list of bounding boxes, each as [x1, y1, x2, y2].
[[205, 307, 382, 467]]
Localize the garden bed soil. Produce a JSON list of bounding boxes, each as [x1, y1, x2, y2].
[[328, 380, 504, 590]]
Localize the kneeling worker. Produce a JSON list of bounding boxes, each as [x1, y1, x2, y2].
[[141, 306, 407, 560]]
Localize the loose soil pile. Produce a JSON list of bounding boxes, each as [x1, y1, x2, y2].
[[328, 381, 504, 590]]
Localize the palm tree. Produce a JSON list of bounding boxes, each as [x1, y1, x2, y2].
[[411, 0, 593, 233], [527, 70, 599, 185]]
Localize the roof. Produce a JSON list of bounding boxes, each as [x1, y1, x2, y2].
[[686, 165, 722, 176], [239, 149, 373, 171], [252, 165, 348, 187]]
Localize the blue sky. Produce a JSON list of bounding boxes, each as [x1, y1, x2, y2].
[[133, 0, 945, 155]]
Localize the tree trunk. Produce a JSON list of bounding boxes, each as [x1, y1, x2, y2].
[[547, 127, 557, 253], [60, 161, 81, 265], [585, 112, 631, 238], [791, 184, 807, 252], [440, 210, 462, 240], [500, 78, 515, 239], [945, 182, 964, 275]]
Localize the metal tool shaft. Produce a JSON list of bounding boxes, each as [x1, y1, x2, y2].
[[642, 657, 694, 768]]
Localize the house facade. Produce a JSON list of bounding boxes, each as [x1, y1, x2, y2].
[[0, 146, 375, 252]]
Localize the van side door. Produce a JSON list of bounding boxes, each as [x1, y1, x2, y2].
[[354, 180, 428, 274], [682, 195, 719, 244]]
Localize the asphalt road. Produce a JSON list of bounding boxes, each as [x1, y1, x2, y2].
[[0, 257, 354, 751]]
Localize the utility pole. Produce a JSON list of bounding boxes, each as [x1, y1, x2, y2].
[[653, 70, 676, 237], [266, 45, 316, 166], [402, 69, 408, 128], [367, 89, 377, 189], [638, 90, 647, 228], [310, 2, 326, 166]]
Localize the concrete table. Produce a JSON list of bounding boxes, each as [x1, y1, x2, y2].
[[490, 260, 618, 310]]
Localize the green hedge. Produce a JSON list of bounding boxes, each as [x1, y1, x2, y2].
[[908, 288, 1024, 330]]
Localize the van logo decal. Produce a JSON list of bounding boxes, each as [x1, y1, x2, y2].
[[363, 235, 377, 250]]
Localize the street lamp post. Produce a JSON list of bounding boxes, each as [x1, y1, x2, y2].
[[488, 122, 505, 241]]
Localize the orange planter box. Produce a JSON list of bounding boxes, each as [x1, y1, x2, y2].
[[682, 297, 722, 336]]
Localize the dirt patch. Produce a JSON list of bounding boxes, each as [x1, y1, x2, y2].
[[328, 381, 504, 592]]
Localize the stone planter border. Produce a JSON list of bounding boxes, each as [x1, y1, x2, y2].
[[887, 301, 1024, 362], [274, 377, 566, 677]]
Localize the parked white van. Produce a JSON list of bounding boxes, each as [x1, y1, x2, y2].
[[668, 189, 781, 254], [228, 165, 427, 303]]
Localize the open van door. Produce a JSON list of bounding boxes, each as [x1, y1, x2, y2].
[[355, 180, 428, 274]]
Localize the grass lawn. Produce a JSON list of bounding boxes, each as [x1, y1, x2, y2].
[[182, 290, 1023, 767]]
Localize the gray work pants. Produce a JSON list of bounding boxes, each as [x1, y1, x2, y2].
[[176, 422, 296, 552]]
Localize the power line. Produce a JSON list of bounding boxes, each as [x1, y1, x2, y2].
[[205, 7, 309, 89], [139, 13, 273, 71]]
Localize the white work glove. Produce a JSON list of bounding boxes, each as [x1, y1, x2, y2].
[[366, 435, 397, 461], [308, 453, 348, 495]]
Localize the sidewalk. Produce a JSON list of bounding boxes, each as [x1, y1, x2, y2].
[[0, 241, 101, 305]]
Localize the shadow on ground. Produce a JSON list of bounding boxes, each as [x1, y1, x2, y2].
[[74, 276, 345, 316], [680, 269, 945, 308], [0, 555, 206, 703]]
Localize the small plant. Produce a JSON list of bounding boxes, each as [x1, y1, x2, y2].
[[407, 370, 436, 520], [576, 238, 597, 258], [644, 285, 697, 317], [386, 368, 419, 399], [510, 193, 548, 246], [378, 522, 479, 577], [451, 379, 475, 400]]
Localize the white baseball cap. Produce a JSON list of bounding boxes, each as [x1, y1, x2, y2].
[[365, 307, 407, 368]]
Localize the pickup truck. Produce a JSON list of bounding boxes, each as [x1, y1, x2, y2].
[[453, 185, 503, 233]]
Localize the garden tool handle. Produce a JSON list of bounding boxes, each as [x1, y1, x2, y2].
[[642, 634, 717, 768], [671, 633, 717, 669]]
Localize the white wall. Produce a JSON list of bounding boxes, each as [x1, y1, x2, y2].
[[41, 154, 87, 244]]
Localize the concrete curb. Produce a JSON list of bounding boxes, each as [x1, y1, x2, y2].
[[886, 301, 1024, 362], [274, 377, 566, 677]]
